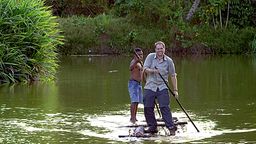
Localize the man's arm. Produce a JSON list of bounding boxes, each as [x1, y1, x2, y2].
[[143, 53, 158, 74], [171, 74, 179, 98], [171, 75, 178, 91], [167, 57, 178, 97], [144, 68, 158, 74], [130, 59, 140, 71]]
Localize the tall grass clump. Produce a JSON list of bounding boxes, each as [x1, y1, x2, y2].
[[0, 0, 63, 83]]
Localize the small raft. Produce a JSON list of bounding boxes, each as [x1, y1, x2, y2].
[[119, 117, 188, 138], [121, 121, 187, 128], [120, 117, 187, 127]]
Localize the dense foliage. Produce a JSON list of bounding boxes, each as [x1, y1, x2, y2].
[[1, 0, 254, 84], [58, 15, 167, 55], [56, 0, 255, 55], [45, 0, 114, 16], [45, 0, 256, 29], [0, 0, 63, 83]]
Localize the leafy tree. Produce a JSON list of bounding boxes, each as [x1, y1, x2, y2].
[[199, 0, 254, 29]]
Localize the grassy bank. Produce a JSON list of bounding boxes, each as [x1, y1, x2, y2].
[[58, 14, 256, 55]]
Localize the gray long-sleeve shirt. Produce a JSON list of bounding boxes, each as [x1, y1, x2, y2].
[[143, 53, 176, 92]]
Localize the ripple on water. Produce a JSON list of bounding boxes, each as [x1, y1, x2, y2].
[[81, 111, 223, 143], [1, 107, 256, 143]]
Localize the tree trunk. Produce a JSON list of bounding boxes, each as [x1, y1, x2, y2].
[[219, 8, 222, 28], [185, 0, 201, 22], [225, 2, 230, 28], [213, 16, 217, 30]]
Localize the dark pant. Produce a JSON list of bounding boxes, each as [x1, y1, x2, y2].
[[143, 88, 174, 130]]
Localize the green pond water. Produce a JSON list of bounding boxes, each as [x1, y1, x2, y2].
[[0, 55, 256, 143]]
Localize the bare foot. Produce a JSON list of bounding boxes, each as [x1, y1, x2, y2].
[[130, 118, 137, 124]]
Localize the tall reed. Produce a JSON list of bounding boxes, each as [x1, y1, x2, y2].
[[0, 0, 63, 83]]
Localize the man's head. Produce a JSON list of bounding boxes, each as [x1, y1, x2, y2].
[[134, 48, 143, 60], [155, 41, 165, 58]]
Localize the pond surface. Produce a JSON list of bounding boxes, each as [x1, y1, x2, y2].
[[1, 55, 256, 143]]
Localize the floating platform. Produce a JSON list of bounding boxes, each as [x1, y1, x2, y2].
[[119, 117, 188, 138]]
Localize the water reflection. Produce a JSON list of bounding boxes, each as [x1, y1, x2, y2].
[[1, 105, 256, 143], [0, 55, 256, 143], [0, 105, 218, 143]]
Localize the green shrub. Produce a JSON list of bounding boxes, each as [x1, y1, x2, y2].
[[250, 35, 256, 53], [58, 15, 135, 54], [113, 0, 185, 29], [58, 13, 255, 55], [0, 0, 63, 83], [58, 14, 173, 55], [195, 26, 256, 54], [44, 0, 112, 17], [57, 16, 97, 55]]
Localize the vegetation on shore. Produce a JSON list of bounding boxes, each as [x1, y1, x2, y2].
[[52, 0, 256, 55], [1, 0, 256, 84], [0, 0, 63, 83], [58, 15, 256, 55]]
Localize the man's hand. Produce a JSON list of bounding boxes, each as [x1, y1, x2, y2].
[[152, 68, 159, 74], [145, 68, 159, 74], [173, 90, 179, 99]]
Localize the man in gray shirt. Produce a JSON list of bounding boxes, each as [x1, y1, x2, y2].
[[143, 41, 179, 135]]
